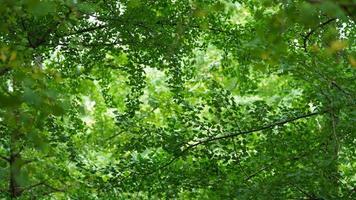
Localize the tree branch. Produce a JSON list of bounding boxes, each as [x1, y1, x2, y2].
[[21, 182, 45, 192], [0, 154, 10, 162], [42, 183, 66, 193], [54, 17, 235, 47], [57, 24, 109, 38], [0, 67, 11, 76], [303, 18, 336, 52], [145, 110, 327, 176], [21, 181, 65, 194], [192, 110, 325, 145], [292, 184, 320, 200], [20, 155, 55, 166], [244, 147, 315, 182]]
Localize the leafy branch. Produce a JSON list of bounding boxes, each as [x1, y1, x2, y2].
[[303, 18, 336, 52], [146, 109, 327, 176], [21, 181, 66, 195], [306, 0, 356, 19]]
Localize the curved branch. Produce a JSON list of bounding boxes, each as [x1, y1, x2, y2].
[[303, 18, 336, 52], [145, 110, 327, 176]]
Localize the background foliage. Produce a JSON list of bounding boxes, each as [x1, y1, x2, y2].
[[0, 0, 355, 199]]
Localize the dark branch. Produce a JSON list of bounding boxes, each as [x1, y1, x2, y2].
[[42, 183, 65, 193], [21, 181, 65, 194], [21, 182, 45, 192], [145, 110, 327, 176], [57, 24, 109, 38], [192, 110, 325, 145], [244, 148, 314, 182], [20, 155, 55, 166], [54, 17, 235, 46], [0, 67, 11, 76], [0, 155, 10, 162], [292, 184, 320, 199], [19, 8, 73, 48], [303, 18, 336, 52]]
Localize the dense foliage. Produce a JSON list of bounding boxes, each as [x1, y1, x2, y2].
[[0, 0, 355, 199]]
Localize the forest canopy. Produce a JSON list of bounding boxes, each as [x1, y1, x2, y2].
[[0, 0, 355, 199]]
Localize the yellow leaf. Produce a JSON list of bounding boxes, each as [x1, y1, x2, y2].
[[260, 52, 269, 60], [311, 44, 319, 52], [0, 52, 7, 62], [348, 56, 356, 68], [193, 8, 208, 18], [10, 51, 16, 61], [328, 40, 347, 53]]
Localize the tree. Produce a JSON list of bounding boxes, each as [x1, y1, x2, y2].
[[0, 0, 355, 199]]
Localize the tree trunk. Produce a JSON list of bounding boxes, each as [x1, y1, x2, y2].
[[9, 153, 22, 198], [9, 126, 23, 198]]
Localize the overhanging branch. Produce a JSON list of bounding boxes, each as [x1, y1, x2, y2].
[[303, 18, 336, 52], [54, 18, 236, 46], [146, 110, 327, 176]]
